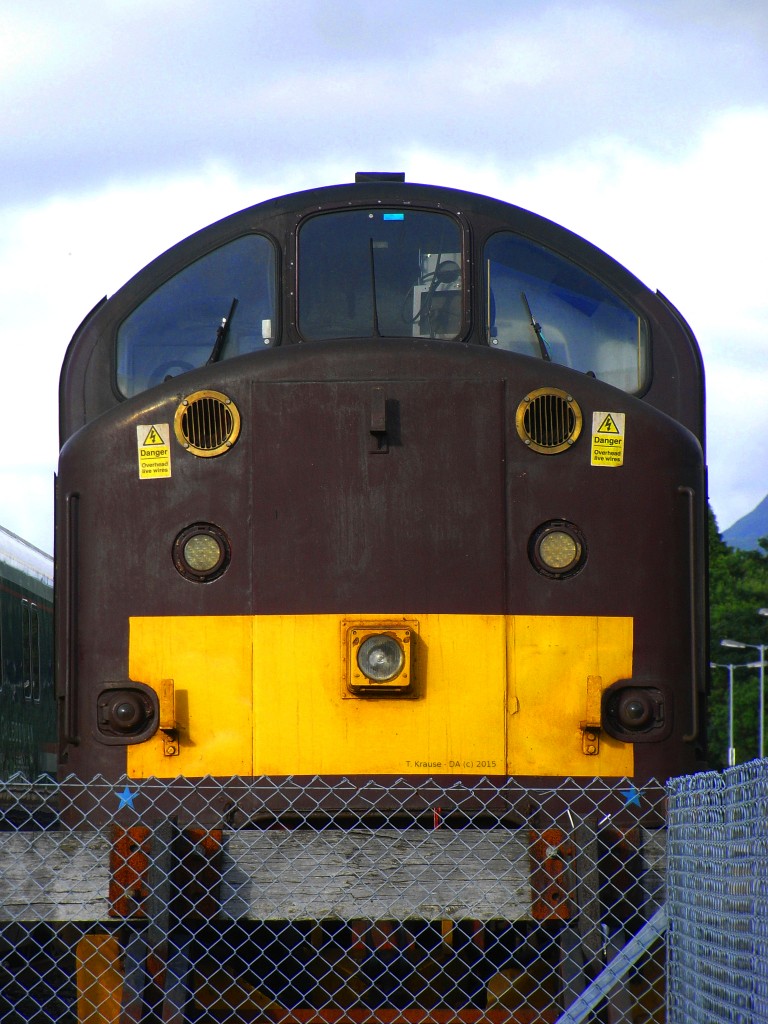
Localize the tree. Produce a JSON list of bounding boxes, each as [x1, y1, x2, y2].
[[707, 507, 768, 768]]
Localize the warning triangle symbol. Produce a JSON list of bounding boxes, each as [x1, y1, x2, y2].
[[596, 414, 620, 434], [143, 426, 165, 446]]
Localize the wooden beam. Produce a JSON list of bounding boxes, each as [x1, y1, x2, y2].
[[0, 828, 533, 924]]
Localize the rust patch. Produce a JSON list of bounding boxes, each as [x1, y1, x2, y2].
[[528, 828, 576, 921], [109, 825, 152, 918]]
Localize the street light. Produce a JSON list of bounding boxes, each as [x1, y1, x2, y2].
[[721, 635, 767, 759], [710, 662, 739, 766], [708, 659, 757, 765]]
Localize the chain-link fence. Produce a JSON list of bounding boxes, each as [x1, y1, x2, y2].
[[667, 759, 768, 1024], [1, 775, 668, 1023]]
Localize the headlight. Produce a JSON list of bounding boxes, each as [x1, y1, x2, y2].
[[173, 523, 230, 582], [344, 622, 417, 697], [357, 635, 405, 682], [529, 521, 586, 578]]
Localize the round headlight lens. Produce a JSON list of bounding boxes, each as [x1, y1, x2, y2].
[[173, 523, 230, 582], [357, 635, 405, 682], [530, 521, 586, 578], [183, 533, 223, 573], [538, 531, 580, 570]]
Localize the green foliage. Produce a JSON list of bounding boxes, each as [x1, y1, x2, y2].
[[707, 506, 768, 768]]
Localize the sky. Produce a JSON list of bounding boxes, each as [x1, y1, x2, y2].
[[1, 0, 766, 554]]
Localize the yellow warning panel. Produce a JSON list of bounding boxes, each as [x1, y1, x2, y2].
[[590, 411, 625, 467], [136, 423, 171, 479]]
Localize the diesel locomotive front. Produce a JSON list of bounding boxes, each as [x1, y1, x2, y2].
[[56, 173, 707, 802]]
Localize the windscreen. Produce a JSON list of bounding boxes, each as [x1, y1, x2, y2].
[[298, 209, 463, 341], [485, 233, 648, 393], [116, 234, 276, 398]]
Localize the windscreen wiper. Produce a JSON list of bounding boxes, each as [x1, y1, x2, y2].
[[521, 291, 552, 361], [369, 239, 381, 337], [207, 297, 239, 364]]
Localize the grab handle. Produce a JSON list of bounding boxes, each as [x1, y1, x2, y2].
[[59, 491, 81, 747], [679, 485, 701, 742]]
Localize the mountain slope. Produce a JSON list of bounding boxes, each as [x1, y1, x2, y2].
[[723, 493, 768, 551]]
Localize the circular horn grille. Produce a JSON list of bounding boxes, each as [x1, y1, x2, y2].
[[516, 388, 582, 454], [174, 390, 241, 457]]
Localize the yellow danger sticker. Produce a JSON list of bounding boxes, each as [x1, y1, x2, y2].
[[137, 423, 171, 479], [591, 411, 626, 467]]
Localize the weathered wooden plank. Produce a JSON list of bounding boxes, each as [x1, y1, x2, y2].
[[0, 830, 112, 922], [0, 828, 533, 923], [221, 829, 533, 921]]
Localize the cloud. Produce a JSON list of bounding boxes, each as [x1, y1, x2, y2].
[[2, 1, 766, 204]]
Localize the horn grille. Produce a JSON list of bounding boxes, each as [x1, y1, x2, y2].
[[174, 390, 241, 457], [516, 388, 582, 454]]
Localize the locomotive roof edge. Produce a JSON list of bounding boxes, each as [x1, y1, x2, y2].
[[0, 523, 53, 587]]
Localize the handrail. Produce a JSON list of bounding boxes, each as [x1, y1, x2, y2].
[[679, 485, 700, 742], [60, 490, 80, 747]]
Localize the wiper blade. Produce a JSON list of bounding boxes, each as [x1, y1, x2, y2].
[[521, 291, 552, 362], [369, 238, 381, 337], [207, 297, 239, 364]]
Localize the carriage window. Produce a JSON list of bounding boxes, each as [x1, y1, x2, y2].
[[116, 234, 277, 398], [485, 234, 649, 393], [298, 209, 463, 341]]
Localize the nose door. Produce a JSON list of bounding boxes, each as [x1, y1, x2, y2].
[[249, 379, 507, 614]]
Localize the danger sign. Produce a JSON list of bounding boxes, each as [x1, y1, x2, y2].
[[137, 423, 171, 479], [590, 411, 626, 467]]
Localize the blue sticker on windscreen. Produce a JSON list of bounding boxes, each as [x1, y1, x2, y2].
[[382, 213, 405, 221]]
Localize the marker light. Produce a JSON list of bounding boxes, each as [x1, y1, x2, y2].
[[173, 523, 230, 582], [529, 521, 586, 578], [358, 635, 405, 682], [184, 534, 222, 573], [539, 531, 579, 569]]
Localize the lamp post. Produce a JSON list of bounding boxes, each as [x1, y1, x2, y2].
[[710, 662, 737, 766], [721, 636, 767, 760]]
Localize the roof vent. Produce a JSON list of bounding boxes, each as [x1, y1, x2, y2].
[[355, 172, 406, 183]]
